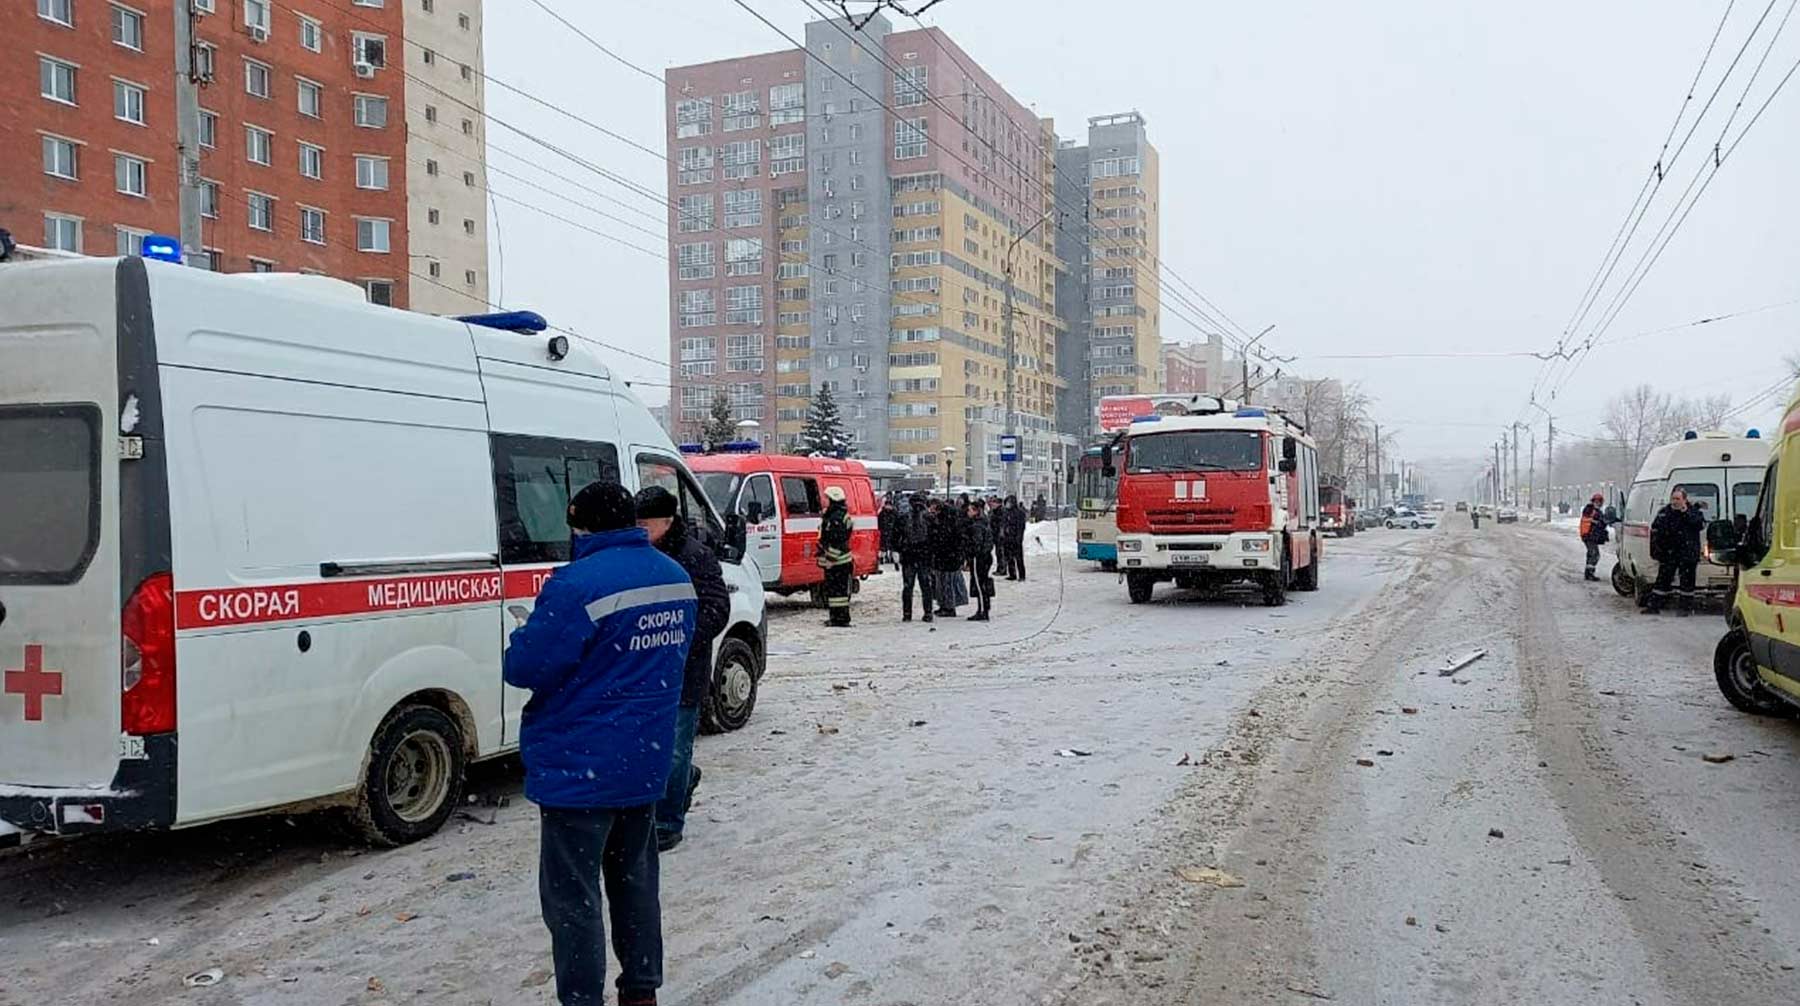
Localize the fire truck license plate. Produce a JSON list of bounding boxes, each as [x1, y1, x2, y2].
[[1171, 552, 1209, 565]]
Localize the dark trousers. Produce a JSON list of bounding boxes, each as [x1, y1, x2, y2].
[[971, 554, 994, 613], [1584, 541, 1601, 573], [538, 804, 662, 1005], [654, 704, 699, 839], [824, 562, 853, 625], [1648, 559, 1698, 610], [1008, 539, 1026, 579], [900, 555, 935, 616]]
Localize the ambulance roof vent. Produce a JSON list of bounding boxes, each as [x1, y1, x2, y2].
[[456, 310, 548, 334]]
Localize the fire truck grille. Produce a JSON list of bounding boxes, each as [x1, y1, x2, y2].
[[1146, 508, 1239, 533]]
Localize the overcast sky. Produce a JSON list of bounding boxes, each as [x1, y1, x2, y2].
[[483, 0, 1798, 471]]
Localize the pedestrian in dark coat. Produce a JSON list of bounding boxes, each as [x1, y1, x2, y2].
[[1030, 494, 1048, 523], [877, 497, 898, 569], [1001, 496, 1028, 580], [818, 486, 855, 627], [929, 499, 966, 615], [635, 487, 731, 853], [964, 499, 995, 620], [1578, 493, 1611, 582], [899, 492, 936, 622], [1644, 487, 1707, 614], [987, 499, 1008, 584], [503, 482, 697, 1006]]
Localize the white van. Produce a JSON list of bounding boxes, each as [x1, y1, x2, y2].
[[0, 257, 766, 845], [1611, 430, 1772, 602]]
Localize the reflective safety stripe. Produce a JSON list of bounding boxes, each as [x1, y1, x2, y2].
[[583, 582, 698, 622], [827, 597, 851, 607]]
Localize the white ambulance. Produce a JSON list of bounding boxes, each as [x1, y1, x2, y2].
[[0, 257, 766, 845], [1611, 430, 1772, 602]]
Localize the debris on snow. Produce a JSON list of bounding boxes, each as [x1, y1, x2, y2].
[[1701, 753, 1735, 765], [1175, 753, 1192, 766], [823, 961, 851, 978], [1437, 649, 1487, 677], [445, 871, 477, 883], [1175, 866, 1243, 888], [1400, 706, 1418, 715], [183, 969, 224, 988], [1055, 748, 1093, 758], [1355, 758, 1376, 767], [1285, 984, 1334, 1000], [1487, 828, 1505, 839], [1434, 922, 1451, 934], [366, 976, 384, 993], [816, 723, 840, 735], [1404, 916, 1417, 927], [291, 910, 324, 923], [798, 949, 817, 960], [1376, 750, 1394, 757], [909, 720, 928, 727]]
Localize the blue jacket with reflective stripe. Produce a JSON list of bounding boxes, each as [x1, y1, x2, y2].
[[504, 527, 698, 809]]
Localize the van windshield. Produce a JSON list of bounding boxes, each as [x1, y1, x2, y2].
[[696, 472, 741, 516], [1126, 431, 1262, 473], [0, 406, 100, 584]]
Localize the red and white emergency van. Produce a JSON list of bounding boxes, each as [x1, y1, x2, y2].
[[1108, 405, 1324, 606], [687, 451, 880, 601], [0, 257, 767, 846]]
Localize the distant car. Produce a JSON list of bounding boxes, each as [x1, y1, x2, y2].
[[1477, 504, 1494, 517], [1454, 501, 1469, 512], [1497, 507, 1519, 524], [1386, 509, 1426, 529]]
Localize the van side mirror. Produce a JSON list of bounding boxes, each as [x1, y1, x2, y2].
[[1604, 505, 1619, 523], [1705, 518, 1739, 566], [1100, 443, 1115, 479], [1282, 437, 1297, 462], [724, 513, 747, 560], [1278, 458, 1297, 473]]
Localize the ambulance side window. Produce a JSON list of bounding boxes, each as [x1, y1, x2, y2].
[[492, 434, 621, 564], [781, 476, 822, 516], [742, 474, 777, 523]]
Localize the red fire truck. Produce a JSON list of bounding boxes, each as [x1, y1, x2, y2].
[[1107, 405, 1324, 606], [686, 449, 881, 603], [1320, 479, 1356, 538]]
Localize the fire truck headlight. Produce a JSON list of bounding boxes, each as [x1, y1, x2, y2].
[[1119, 539, 1142, 552], [1241, 538, 1272, 553]]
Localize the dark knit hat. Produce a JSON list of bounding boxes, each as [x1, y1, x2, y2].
[[568, 481, 636, 533], [634, 485, 680, 520]]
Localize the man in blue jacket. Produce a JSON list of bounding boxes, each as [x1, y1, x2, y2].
[[504, 481, 698, 1006]]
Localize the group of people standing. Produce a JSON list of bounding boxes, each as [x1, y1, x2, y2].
[[880, 491, 1037, 622], [1579, 488, 1710, 614]]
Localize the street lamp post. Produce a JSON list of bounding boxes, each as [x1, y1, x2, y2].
[[1003, 210, 1055, 499], [1237, 324, 1278, 404], [942, 445, 957, 493]]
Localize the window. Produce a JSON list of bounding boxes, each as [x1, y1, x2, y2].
[[298, 142, 324, 179], [299, 206, 325, 244], [491, 435, 622, 564], [246, 192, 274, 231], [200, 180, 219, 218], [356, 218, 391, 253], [722, 90, 760, 131], [354, 94, 388, 127], [894, 65, 927, 107], [677, 288, 716, 328], [244, 0, 271, 32], [723, 189, 762, 228], [427, 208, 440, 225], [770, 132, 804, 174], [42, 135, 78, 179], [720, 140, 760, 180], [674, 97, 713, 138], [677, 242, 715, 280], [111, 5, 144, 49], [1671, 482, 1721, 519], [297, 78, 322, 117], [201, 248, 222, 272], [459, 13, 470, 29], [636, 453, 727, 540], [1759, 461, 1779, 549], [425, 159, 438, 176], [462, 170, 475, 187], [246, 126, 272, 165], [725, 237, 763, 276], [1091, 155, 1141, 179], [363, 280, 393, 305], [1732, 480, 1763, 521], [114, 153, 147, 197], [249, 258, 275, 272], [461, 118, 473, 135], [894, 116, 928, 159], [769, 82, 804, 125], [463, 218, 475, 235], [0, 405, 101, 586], [38, 0, 74, 27], [725, 285, 763, 325], [355, 155, 389, 190], [195, 42, 215, 78], [424, 105, 436, 123], [677, 193, 714, 233], [43, 214, 82, 253], [422, 0, 434, 10], [353, 33, 386, 68], [299, 15, 322, 51], [460, 64, 472, 81], [427, 260, 441, 278], [465, 270, 477, 286], [40, 57, 77, 104], [199, 109, 217, 147], [244, 59, 271, 98], [781, 476, 822, 516], [677, 145, 714, 185], [422, 48, 435, 65]]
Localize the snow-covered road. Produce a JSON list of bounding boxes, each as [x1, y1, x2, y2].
[[3, 521, 1796, 1005]]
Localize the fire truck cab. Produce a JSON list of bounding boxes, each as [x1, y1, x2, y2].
[[1109, 406, 1324, 606], [687, 450, 880, 602]]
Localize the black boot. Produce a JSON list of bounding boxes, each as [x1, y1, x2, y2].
[[902, 610, 912, 622], [922, 612, 933, 623]]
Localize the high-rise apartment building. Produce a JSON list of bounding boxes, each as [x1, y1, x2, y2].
[[402, 0, 489, 315], [1053, 112, 1162, 434], [664, 12, 1073, 496], [2, 0, 487, 312], [1162, 338, 1227, 396]]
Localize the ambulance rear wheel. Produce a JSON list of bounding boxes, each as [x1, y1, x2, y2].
[[701, 637, 761, 734], [1126, 572, 1155, 604], [350, 704, 466, 847]]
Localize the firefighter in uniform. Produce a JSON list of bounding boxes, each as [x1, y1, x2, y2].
[[818, 485, 855, 627]]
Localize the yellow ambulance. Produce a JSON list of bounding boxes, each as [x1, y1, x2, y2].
[[1710, 381, 1800, 716]]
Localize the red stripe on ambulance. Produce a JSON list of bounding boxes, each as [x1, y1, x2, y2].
[[176, 566, 567, 629]]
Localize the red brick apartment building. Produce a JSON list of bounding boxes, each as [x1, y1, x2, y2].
[[3, 0, 411, 306]]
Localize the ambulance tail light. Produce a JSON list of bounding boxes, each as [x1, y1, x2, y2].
[[122, 572, 177, 736]]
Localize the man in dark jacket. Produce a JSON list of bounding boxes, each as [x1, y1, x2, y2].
[[1030, 494, 1048, 523], [965, 499, 995, 620], [634, 487, 731, 853], [504, 482, 697, 1006], [818, 485, 855, 627], [1579, 492, 1611, 582], [899, 492, 936, 622], [877, 497, 898, 569], [929, 498, 964, 617], [1001, 495, 1028, 581], [1644, 487, 1707, 615]]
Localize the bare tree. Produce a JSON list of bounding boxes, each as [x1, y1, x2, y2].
[[1601, 384, 1684, 481], [1675, 392, 1735, 431]]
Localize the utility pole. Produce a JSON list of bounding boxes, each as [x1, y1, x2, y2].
[[1510, 421, 1525, 509], [1372, 421, 1382, 508], [1237, 325, 1278, 405], [173, 1, 205, 266], [1493, 442, 1502, 505], [1532, 402, 1554, 520], [1002, 212, 1054, 499]]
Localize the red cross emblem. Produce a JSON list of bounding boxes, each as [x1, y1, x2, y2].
[[4, 644, 63, 722]]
